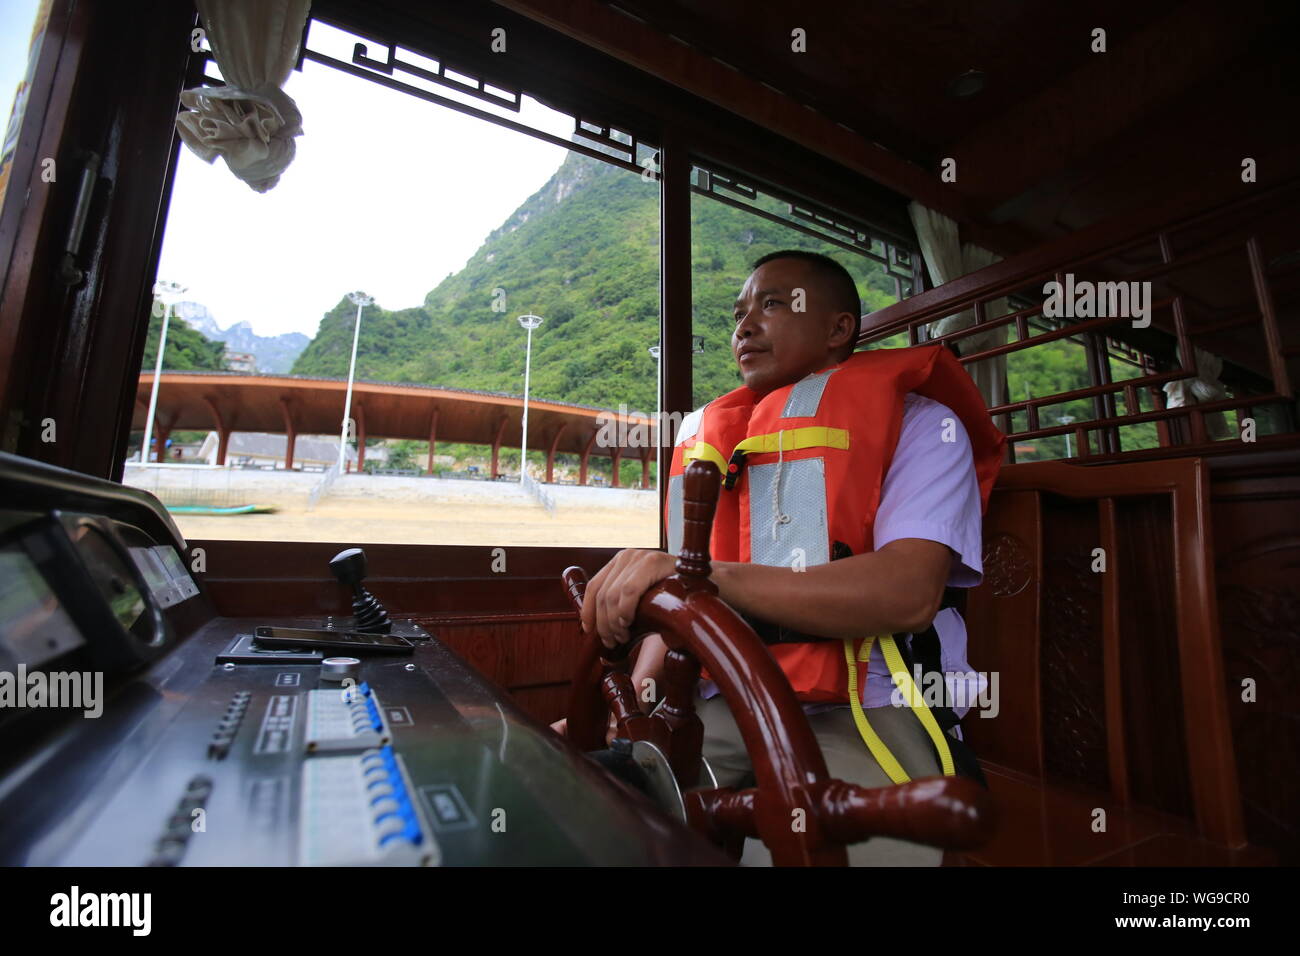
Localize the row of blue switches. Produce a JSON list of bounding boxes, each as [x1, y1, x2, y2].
[[362, 745, 424, 847]]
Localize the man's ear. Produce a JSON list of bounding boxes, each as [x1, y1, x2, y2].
[[829, 311, 857, 353]]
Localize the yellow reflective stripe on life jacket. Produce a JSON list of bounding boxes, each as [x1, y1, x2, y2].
[[844, 636, 911, 785], [843, 635, 957, 783], [878, 635, 957, 778], [732, 426, 849, 456], [682, 440, 728, 473]]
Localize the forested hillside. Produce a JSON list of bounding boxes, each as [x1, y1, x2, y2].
[[292, 151, 905, 412], [140, 299, 226, 371]]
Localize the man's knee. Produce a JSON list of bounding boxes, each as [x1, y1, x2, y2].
[[696, 693, 753, 790], [815, 706, 945, 865], [695, 697, 947, 866], [815, 705, 943, 785]]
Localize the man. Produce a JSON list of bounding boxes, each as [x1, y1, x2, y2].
[[558, 249, 1004, 865]]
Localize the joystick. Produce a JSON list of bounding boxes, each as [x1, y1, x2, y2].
[[329, 547, 392, 634]]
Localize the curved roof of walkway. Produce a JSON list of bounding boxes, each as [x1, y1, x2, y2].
[[132, 372, 661, 460]]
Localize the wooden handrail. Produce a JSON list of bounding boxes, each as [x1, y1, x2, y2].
[[860, 179, 1300, 340]]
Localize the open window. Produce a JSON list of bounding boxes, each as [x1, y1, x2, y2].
[[132, 13, 668, 548]]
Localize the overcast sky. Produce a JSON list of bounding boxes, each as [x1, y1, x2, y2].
[[158, 20, 574, 339], [1, 8, 573, 340], [1, 1, 42, 141]]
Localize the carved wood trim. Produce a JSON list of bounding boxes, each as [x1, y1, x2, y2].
[[991, 458, 1245, 846]]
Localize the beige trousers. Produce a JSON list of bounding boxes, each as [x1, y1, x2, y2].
[[695, 692, 946, 866]]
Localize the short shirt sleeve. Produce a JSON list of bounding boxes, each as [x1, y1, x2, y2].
[[872, 393, 984, 587]]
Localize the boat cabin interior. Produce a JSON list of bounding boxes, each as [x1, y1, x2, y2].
[[0, 0, 1296, 871]]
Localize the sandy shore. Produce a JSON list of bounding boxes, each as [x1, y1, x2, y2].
[[171, 498, 661, 547]]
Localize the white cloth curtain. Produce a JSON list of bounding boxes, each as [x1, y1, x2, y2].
[[175, 0, 312, 192], [1165, 343, 1232, 440], [907, 202, 1009, 410]]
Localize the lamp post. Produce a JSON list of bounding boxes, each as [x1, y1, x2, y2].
[[648, 345, 661, 480], [646, 336, 705, 492], [1058, 414, 1076, 458], [517, 314, 543, 483], [141, 280, 187, 463], [339, 291, 373, 475]]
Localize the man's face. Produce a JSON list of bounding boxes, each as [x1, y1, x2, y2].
[[731, 258, 856, 396]]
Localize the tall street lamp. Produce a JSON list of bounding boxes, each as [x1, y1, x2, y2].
[[1058, 414, 1076, 458], [646, 336, 705, 491], [517, 314, 543, 483], [339, 291, 373, 475], [141, 280, 187, 463], [648, 344, 661, 474]]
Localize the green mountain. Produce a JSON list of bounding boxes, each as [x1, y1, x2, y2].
[[291, 150, 902, 411], [140, 299, 226, 371], [290, 149, 1159, 460]]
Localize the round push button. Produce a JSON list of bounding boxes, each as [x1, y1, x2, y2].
[[320, 656, 362, 682]]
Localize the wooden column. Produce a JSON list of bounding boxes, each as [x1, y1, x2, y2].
[[355, 403, 367, 470], [426, 406, 439, 474], [203, 396, 229, 466], [279, 396, 296, 470], [0, 0, 199, 479], [154, 425, 170, 462], [660, 128, 694, 546], [579, 431, 597, 486], [546, 424, 566, 483], [640, 448, 651, 489], [611, 448, 622, 488], [491, 415, 508, 479], [158, 411, 181, 461]]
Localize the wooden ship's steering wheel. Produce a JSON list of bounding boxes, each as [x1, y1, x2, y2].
[[562, 459, 995, 866]]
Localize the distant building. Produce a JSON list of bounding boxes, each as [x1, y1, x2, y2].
[[223, 349, 256, 373], [197, 432, 358, 469], [167, 440, 205, 462]]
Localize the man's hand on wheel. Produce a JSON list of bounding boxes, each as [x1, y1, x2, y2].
[[549, 713, 619, 745], [580, 549, 677, 648]]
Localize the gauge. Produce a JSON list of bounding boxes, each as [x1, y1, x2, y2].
[[0, 545, 83, 668], [66, 523, 146, 631]]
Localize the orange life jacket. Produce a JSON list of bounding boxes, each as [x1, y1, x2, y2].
[[664, 345, 1006, 704]]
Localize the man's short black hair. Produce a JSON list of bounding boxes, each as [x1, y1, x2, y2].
[[750, 249, 861, 355]]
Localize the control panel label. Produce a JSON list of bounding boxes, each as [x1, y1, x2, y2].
[[419, 784, 476, 832], [245, 777, 288, 833], [254, 695, 297, 754]]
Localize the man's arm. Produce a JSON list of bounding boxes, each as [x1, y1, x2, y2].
[[579, 539, 951, 648], [581, 394, 980, 649], [710, 538, 953, 640]]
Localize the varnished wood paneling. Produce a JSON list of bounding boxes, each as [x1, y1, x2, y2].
[[1113, 496, 1192, 821], [1210, 450, 1300, 864], [0, 0, 195, 475], [964, 764, 1273, 866], [506, 684, 572, 726], [429, 617, 580, 690], [1039, 494, 1109, 793], [964, 489, 1042, 775], [967, 459, 1253, 861], [192, 539, 621, 618]]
